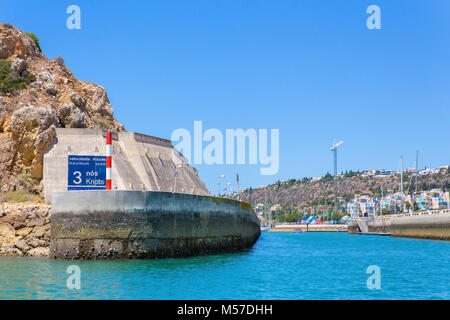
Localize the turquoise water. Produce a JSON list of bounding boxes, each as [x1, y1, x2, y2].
[[0, 232, 449, 300]]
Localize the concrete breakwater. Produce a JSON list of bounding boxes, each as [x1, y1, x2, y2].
[[50, 190, 261, 259], [348, 210, 450, 241]]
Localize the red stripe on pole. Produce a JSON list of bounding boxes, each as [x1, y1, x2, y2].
[[106, 132, 112, 145], [106, 132, 112, 190]]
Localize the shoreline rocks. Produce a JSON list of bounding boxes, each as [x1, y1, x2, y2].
[[0, 203, 51, 257]]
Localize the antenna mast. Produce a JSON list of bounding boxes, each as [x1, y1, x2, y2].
[[331, 140, 344, 213]]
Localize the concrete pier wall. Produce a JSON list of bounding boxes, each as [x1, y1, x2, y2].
[[50, 190, 261, 259], [347, 222, 358, 234], [348, 211, 450, 240], [389, 214, 450, 240]]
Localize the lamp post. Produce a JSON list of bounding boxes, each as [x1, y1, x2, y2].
[[226, 183, 231, 198], [331, 140, 344, 213], [236, 173, 240, 201], [218, 175, 225, 197], [173, 164, 182, 193]]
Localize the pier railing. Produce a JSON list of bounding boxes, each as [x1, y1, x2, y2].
[[376, 209, 450, 220], [351, 209, 450, 223]]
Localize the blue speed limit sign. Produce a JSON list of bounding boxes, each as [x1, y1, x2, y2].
[[67, 155, 107, 190]]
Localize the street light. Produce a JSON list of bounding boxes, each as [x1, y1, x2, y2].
[[173, 164, 182, 193], [218, 175, 225, 196], [226, 183, 231, 198]]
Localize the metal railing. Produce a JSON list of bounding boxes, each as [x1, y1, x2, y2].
[[377, 209, 450, 219], [349, 209, 450, 223]]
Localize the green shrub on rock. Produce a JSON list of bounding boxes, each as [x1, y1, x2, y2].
[[24, 32, 41, 50], [18, 171, 32, 188], [0, 59, 36, 94], [0, 190, 42, 203]]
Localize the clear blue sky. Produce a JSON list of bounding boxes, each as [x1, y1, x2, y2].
[[3, 1, 449, 193]]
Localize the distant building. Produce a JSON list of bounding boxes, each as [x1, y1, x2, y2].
[[270, 204, 282, 212], [347, 195, 376, 217], [380, 193, 404, 212], [416, 189, 449, 210], [255, 203, 264, 210], [376, 170, 396, 178], [419, 168, 440, 175], [349, 203, 359, 219], [362, 170, 376, 177]]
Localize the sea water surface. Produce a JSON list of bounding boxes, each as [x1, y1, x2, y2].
[[0, 232, 449, 300]]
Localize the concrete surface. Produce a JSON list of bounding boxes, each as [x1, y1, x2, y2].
[[348, 212, 450, 240], [50, 190, 261, 259], [43, 129, 210, 202]]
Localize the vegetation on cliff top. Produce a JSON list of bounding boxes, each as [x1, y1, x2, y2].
[[24, 32, 41, 50], [0, 59, 36, 93]]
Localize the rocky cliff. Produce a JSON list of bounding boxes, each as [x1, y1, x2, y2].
[[0, 203, 51, 257], [0, 24, 125, 198]]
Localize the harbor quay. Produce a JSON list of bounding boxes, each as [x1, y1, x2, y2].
[[348, 209, 450, 241]]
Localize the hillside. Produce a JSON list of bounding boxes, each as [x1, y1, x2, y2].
[[0, 24, 125, 199], [239, 169, 449, 213]]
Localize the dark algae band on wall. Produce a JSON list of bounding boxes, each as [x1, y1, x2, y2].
[[50, 190, 261, 259]]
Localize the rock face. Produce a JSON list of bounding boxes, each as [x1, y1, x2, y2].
[[0, 24, 125, 196], [0, 203, 51, 257]]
